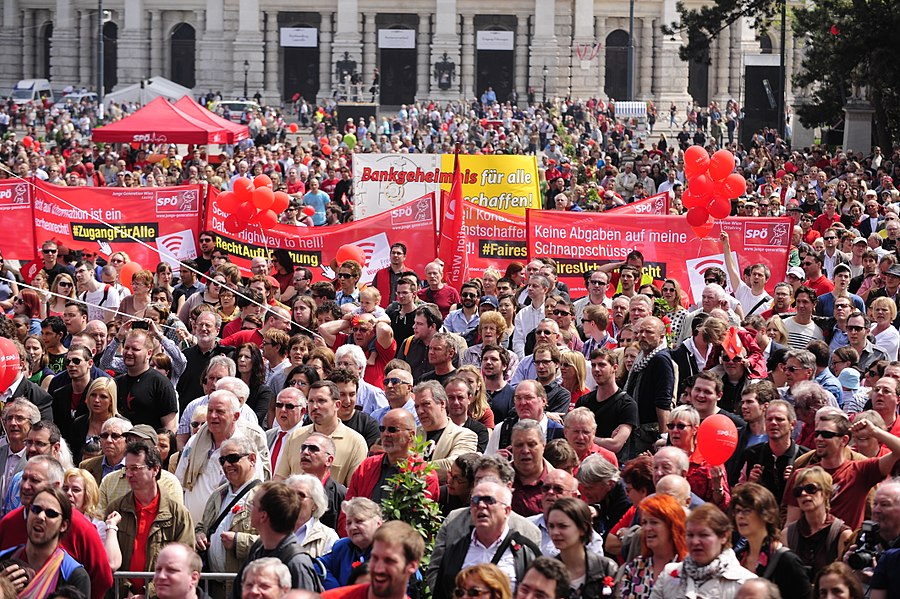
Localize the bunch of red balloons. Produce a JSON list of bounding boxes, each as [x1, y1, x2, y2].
[[318, 137, 333, 157], [682, 147, 747, 237], [217, 175, 299, 234]]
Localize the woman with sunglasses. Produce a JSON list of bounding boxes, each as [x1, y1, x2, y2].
[[660, 279, 688, 342], [547, 497, 617, 599], [12, 289, 43, 334], [782, 466, 852, 573], [47, 272, 76, 316], [70, 377, 119, 464], [453, 564, 511, 599], [615, 493, 687, 598], [667, 404, 730, 509], [730, 482, 811, 598]]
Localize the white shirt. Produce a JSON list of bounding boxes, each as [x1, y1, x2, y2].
[[527, 514, 605, 557], [207, 479, 256, 571], [512, 301, 545, 358], [462, 525, 517, 586], [684, 338, 712, 371]]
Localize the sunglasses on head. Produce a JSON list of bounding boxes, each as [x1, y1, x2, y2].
[[792, 483, 821, 497], [218, 453, 248, 466]]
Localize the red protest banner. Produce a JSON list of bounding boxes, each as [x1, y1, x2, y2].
[[437, 153, 468, 289], [205, 189, 437, 285], [0, 179, 37, 261], [605, 192, 670, 215], [526, 211, 791, 301], [462, 202, 527, 276], [31, 179, 204, 270]]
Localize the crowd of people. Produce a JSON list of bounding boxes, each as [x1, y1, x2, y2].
[[0, 89, 899, 599]]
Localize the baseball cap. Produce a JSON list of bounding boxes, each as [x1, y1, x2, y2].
[[865, 189, 878, 197], [853, 236, 868, 245], [786, 266, 805, 279], [125, 424, 159, 445], [838, 368, 860, 391], [886, 265, 900, 278], [833, 263, 852, 277], [479, 296, 499, 308]]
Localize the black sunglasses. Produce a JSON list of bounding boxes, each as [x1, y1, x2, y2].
[[814, 430, 842, 439], [65, 357, 85, 365], [792, 483, 821, 497], [337, 273, 354, 279], [275, 402, 300, 410], [300, 444, 323, 453], [455, 589, 490, 598], [666, 422, 690, 431], [99, 432, 123, 440], [379, 425, 409, 434], [218, 453, 249, 466], [29, 504, 61, 519]]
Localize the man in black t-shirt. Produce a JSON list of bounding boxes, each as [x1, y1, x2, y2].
[[575, 348, 639, 458], [115, 330, 178, 431]]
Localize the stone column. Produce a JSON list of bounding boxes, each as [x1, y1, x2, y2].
[[149, 11, 162, 77], [784, 29, 795, 101], [460, 14, 474, 98], [416, 13, 430, 99], [596, 16, 606, 96], [79, 10, 91, 87], [429, 0, 459, 101], [656, 0, 690, 107], [514, 16, 528, 100], [570, 0, 595, 98], [117, 0, 145, 83], [50, 0, 80, 83], [319, 12, 333, 99], [530, 0, 558, 99], [332, 0, 362, 91], [362, 12, 376, 90], [843, 100, 874, 154], [639, 18, 653, 98], [0, 0, 22, 83], [233, 0, 264, 99], [729, 22, 741, 101], [715, 24, 730, 104], [22, 9, 34, 83], [196, 0, 226, 92], [264, 12, 279, 102]]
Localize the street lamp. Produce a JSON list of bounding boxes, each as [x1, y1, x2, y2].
[[542, 65, 549, 103], [243, 60, 249, 99], [96, 0, 103, 99]]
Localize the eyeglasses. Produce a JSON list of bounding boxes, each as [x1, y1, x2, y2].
[[99, 432, 124, 440], [383, 378, 409, 386], [461, 293, 478, 299], [379, 425, 411, 434], [814, 429, 842, 439], [337, 273, 354, 279], [41, 249, 57, 254], [111, 258, 124, 264], [57, 281, 73, 288], [824, 236, 837, 240], [720, 355, 743, 363], [552, 309, 571, 317], [287, 379, 308, 388], [190, 421, 204, 429], [24, 439, 50, 449], [784, 366, 810, 373], [535, 330, 554, 336], [792, 483, 822, 497], [208, 281, 222, 288], [661, 287, 676, 293], [454, 589, 491, 598], [704, 278, 718, 284], [64, 357, 85, 365], [29, 504, 61, 519], [218, 453, 249, 466], [666, 422, 691, 431], [300, 444, 323, 453], [541, 483, 570, 494], [124, 465, 148, 474], [470, 495, 507, 507]]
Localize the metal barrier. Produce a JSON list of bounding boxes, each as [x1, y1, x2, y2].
[[111, 571, 237, 599]]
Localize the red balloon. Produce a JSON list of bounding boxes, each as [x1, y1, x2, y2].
[[0, 337, 20, 390], [253, 174, 273, 190], [302, 205, 316, 217], [252, 186, 275, 211], [691, 220, 716, 239], [22, 136, 33, 148], [256, 209, 278, 229], [723, 173, 748, 199], [708, 197, 732, 219], [686, 206, 710, 227], [289, 123, 299, 133], [235, 201, 256, 224], [689, 174, 714, 199], [224, 215, 246, 234], [682, 189, 705, 209], [697, 414, 739, 466], [684, 146, 710, 179], [335, 244, 366, 267], [217, 191, 240, 214], [272, 191, 291, 214], [233, 178, 254, 202], [708, 149, 736, 182], [319, 136, 329, 146], [321, 144, 333, 157], [119, 261, 142, 292]]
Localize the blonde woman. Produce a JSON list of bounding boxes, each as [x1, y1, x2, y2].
[[560, 350, 589, 411], [47, 272, 76, 316], [765, 315, 790, 345], [63, 468, 123, 570], [71, 377, 118, 463], [481, 267, 502, 298], [870, 296, 899, 360], [119, 269, 154, 318], [457, 365, 494, 429]]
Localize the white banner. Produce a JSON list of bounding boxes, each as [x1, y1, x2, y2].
[[280, 27, 318, 48], [378, 29, 416, 49], [476, 30, 514, 51]]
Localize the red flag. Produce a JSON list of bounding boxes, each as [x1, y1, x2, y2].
[[438, 150, 468, 290]]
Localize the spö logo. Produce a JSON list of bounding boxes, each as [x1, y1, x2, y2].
[[155, 189, 199, 214]]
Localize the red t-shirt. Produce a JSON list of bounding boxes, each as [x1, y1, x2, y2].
[[221, 328, 264, 348], [785, 457, 884, 530], [323, 583, 371, 599], [331, 333, 397, 389], [806, 275, 835, 297], [417, 285, 460, 318], [129, 491, 161, 592], [220, 317, 245, 339]]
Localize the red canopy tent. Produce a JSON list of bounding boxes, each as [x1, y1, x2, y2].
[[172, 96, 250, 144], [92, 96, 231, 144]]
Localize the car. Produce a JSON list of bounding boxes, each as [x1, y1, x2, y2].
[[10, 79, 54, 105], [52, 92, 99, 111], [209, 100, 261, 123]]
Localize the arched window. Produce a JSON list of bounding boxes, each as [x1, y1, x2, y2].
[[170, 23, 196, 88], [604, 30, 630, 101]]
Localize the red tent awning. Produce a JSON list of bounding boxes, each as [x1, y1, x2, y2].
[[92, 96, 231, 144], [173, 96, 250, 144]]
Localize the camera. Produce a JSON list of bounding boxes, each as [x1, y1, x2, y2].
[[848, 520, 882, 570]]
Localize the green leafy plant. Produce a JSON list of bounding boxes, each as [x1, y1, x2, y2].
[[381, 435, 444, 599]]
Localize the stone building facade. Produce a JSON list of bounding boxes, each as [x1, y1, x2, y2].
[[0, 0, 804, 110]]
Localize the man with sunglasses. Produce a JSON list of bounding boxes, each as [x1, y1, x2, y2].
[[444, 282, 482, 337], [573, 270, 612, 324], [39, 241, 68, 288], [319, 313, 397, 390], [294, 433, 344, 530], [195, 436, 261, 596], [841, 310, 889, 372], [785, 412, 900, 532], [195, 231, 218, 276], [49, 345, 96, 443], [74, 260, 120, 323], [267, 388, 307, 471]]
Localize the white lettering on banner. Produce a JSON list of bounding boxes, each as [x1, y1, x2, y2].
[[476, 30, 514, 51], [378, 29, 416, 49], [280, 27, 317, 47]]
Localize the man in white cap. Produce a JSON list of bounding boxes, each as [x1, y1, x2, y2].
[[785, 266, 806, 295]]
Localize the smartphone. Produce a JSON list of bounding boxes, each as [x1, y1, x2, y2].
[[131, 321, 149, 330]]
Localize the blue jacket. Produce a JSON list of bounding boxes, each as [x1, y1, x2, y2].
[[318, 537, 371, 590]]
